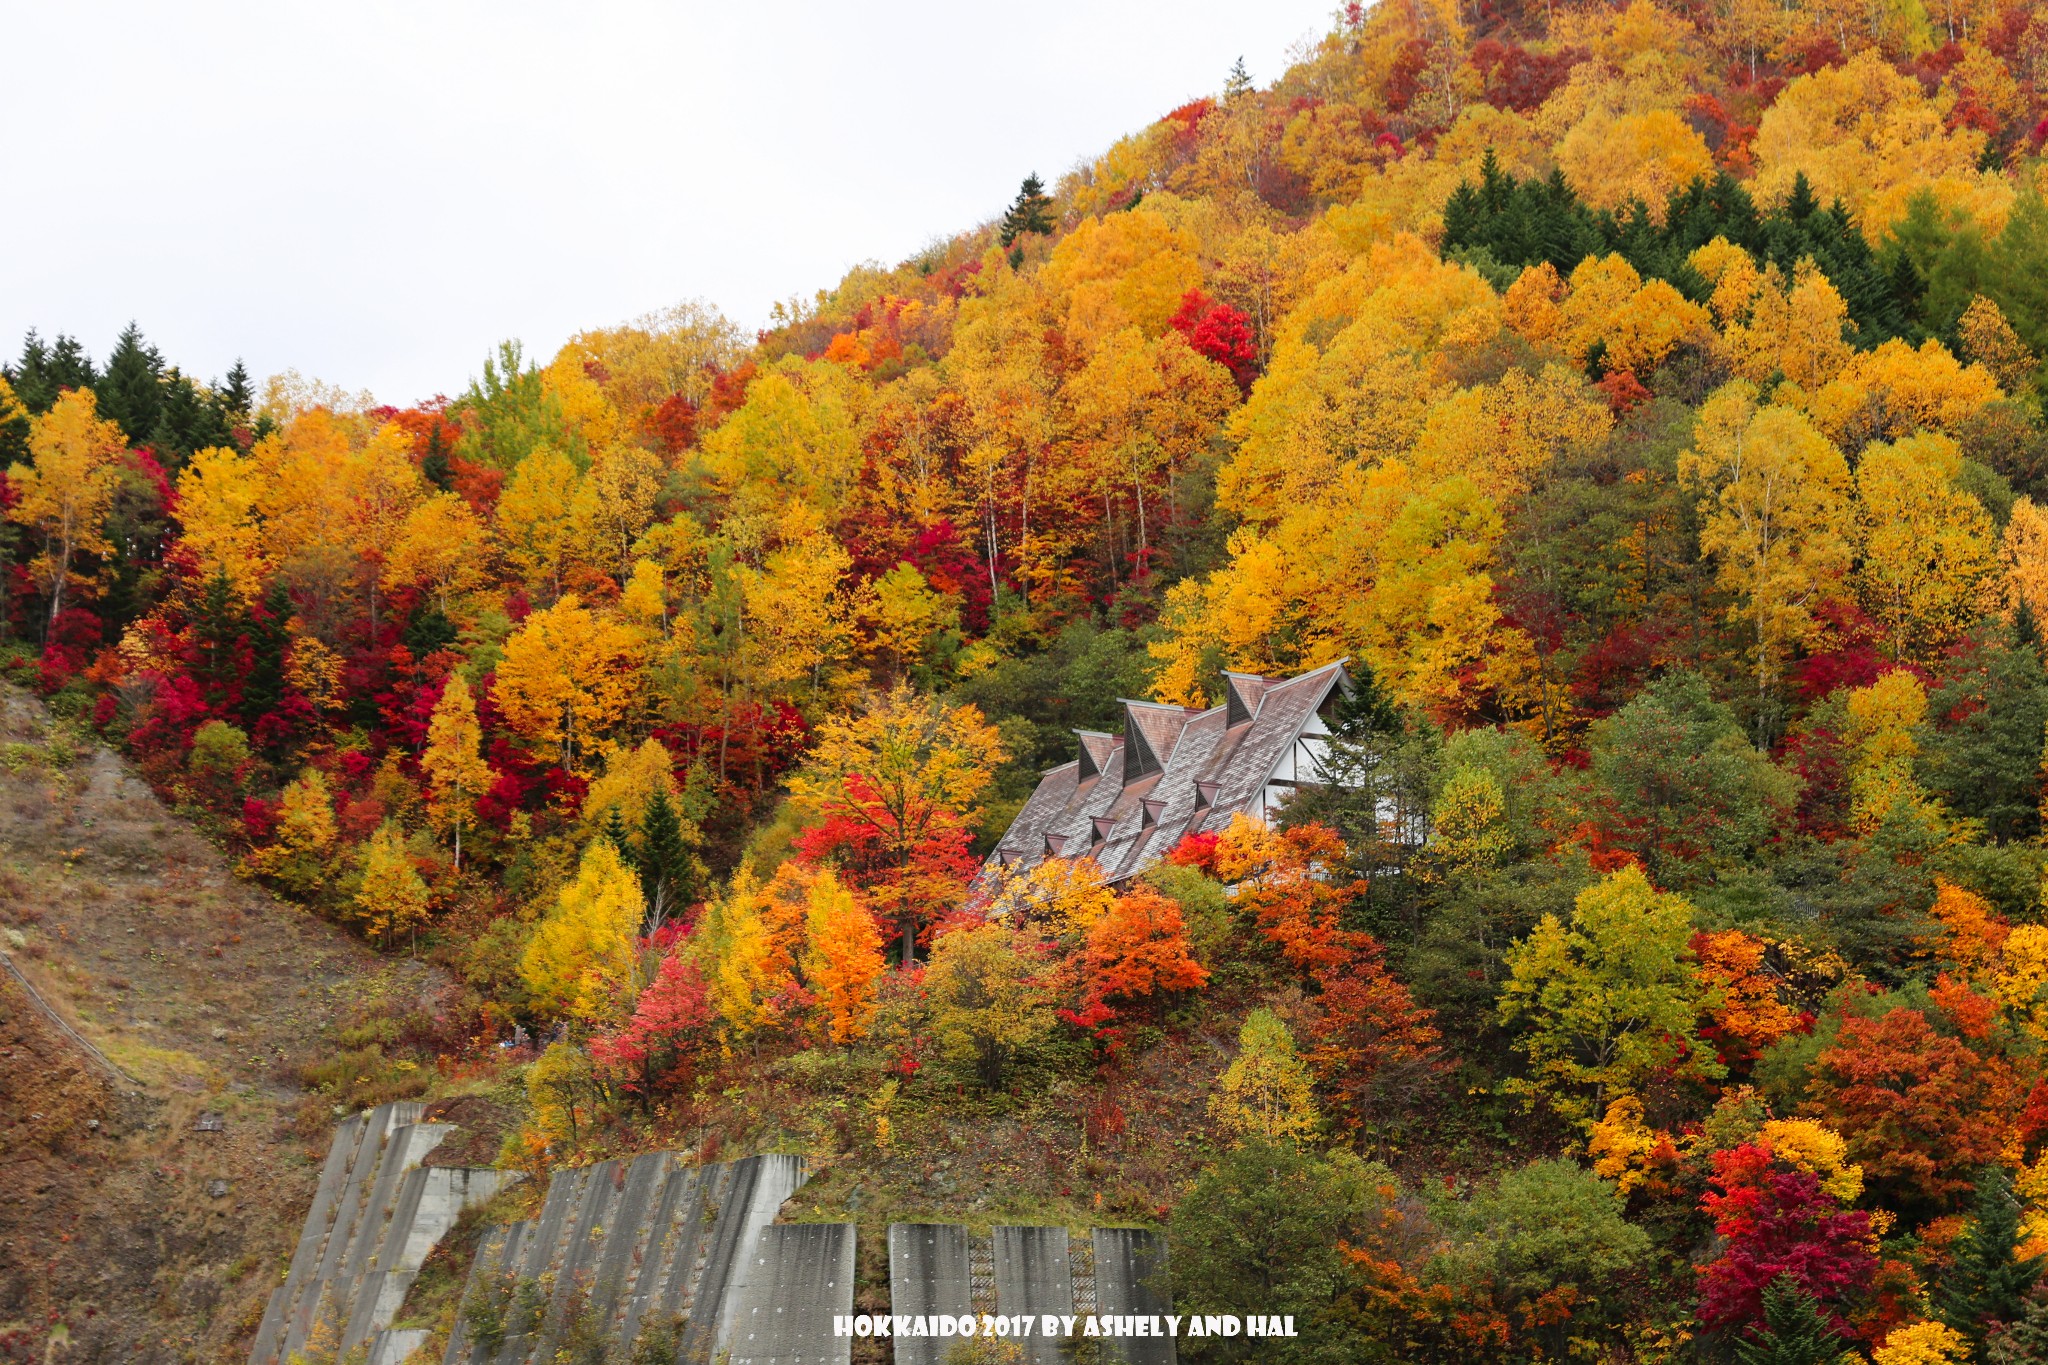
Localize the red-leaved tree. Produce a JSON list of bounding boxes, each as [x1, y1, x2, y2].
[[1168, 289, 1258, 390], [1304, 937, 1445, 1138], [1696, 1143, 1876, 1339], [1803, 1002, 2023, 1210], [591, 948, 714, 1104]]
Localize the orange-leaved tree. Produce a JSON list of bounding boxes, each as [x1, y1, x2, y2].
[[1802, 992, 2026, 1210], [1214, 814, 1361, 973], [801, 867, 887, 1044], [1304, 937, 1444, 1140], [1065, 885, 1210, 1045], [790, 684, 1006, 964]]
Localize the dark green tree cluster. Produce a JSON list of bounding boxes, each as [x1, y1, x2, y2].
[[1443, 156, 1922, 344], [3, 323, 258, 469]]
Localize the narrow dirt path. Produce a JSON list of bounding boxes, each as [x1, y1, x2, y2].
[[0, 689, 444, 1364]]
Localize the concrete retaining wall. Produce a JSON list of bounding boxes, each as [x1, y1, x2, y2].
[[441, 1151, 811, 1365], [259, 1111, 1177, 1365], [247, 1102, 521, 1365], [725, 1222, 855, 1365], [887, 1223, 1176, 1365]]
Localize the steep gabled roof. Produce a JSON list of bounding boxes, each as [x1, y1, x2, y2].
[[1119, 700, 1201, 781], [980, 659, 1351, 892]]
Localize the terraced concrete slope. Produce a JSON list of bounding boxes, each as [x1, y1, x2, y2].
[[888, 1223, 1176, 1365], [247, 1101, 520, 1365], [441, 1151, 819, 1365], [724, 1222, 855, 1365], [256, 1113, 1174, 1365]]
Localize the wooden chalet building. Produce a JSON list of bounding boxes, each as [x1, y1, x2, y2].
[[983, 659, 1352, 887]]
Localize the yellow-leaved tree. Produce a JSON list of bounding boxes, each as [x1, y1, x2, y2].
[[352, 820, 430, 951], [495, 444, 584, 601], [1843, 670, 1946, 838], [2003, 497, 2048, 632], [175, 445, 271, 605], [1498, 866, 1721, 1129], [1208, 1008, 1321, 1145], [693, 866, 801, 1052], [8, 388, 126, 628], [384, 491, 490, 617], [243, 768, 338, 894], [492, 594, 642, 772], [1853, 432, 1997, 660], [521, 839, 646, 1025], [926, 921, 1057, 1091], [1680, 382, 1854, 707], [421, 674, 491, 868], [736, 501, 860, 699]]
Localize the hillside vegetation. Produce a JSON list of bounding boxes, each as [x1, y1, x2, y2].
[[10, 0, 2048, 1358]]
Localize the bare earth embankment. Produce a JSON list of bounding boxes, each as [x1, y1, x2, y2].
[[0, 689, 440, 1364]]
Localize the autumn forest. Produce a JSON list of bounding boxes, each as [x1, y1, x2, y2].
[[12, 0, 2048, 1358]]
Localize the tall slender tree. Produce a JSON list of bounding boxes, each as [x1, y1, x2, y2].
[[999, 174, 1055, 247]]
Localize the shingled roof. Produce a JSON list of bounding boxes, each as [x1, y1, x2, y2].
[[982, 659, 1351, 888]]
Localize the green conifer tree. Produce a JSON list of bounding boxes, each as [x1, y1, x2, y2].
[[240, 579, 293, 739], [192, 569, 243, 711], [10, 331, 98, 414], [637, 787, 695, 931], [1939, 1166, 2048, 1350], [1733, 1276, 1858, 1365], [217, 360, 254, 423], [95, 321, 164, 445], [601, 805, 636, 866], [1224, 56, 1252, 99], [998, 175, 1055, 248]]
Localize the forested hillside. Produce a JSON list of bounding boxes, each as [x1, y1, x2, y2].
[[10, 0, 2048, 1357]]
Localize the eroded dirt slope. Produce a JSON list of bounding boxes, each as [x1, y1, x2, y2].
[[0, 690, 441, 1364]]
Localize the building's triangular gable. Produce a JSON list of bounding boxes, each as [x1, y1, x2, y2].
[[1120, 700, 1199, 782], [1074, 731, 1117, 782], [1222, 672, 1273, 727]]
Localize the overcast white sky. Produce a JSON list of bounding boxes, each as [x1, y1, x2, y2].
[[0, 1, 1331, 406]]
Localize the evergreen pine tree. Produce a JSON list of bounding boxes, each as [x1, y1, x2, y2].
[[95, 321, 163, 445], [149, 367, 224, 467], [601, 805, 638, 870], [637, 787, 695, 932], [1733, 1275, 1859, 1365], [240, 579, 293, 737], [420, 421, 453, 490], [8, 331, 52, 411], [192, 569, 243, 711], [998, 174, 1055, 247], [1224, 56, 1252, 99], [402, 603, 458, 657], [11, 331, 97, 413], [217, 359, 253, 423], [1939, 1165, 2048, 1349], [1988, 1293, 2048, 1365]]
